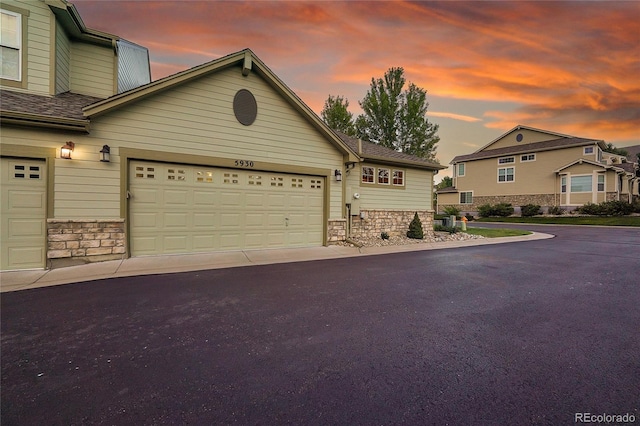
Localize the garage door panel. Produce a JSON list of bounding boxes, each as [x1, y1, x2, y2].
[[129, 161, 323, 256], [1, 158, 47, 270]]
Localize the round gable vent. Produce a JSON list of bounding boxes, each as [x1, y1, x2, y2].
[[516, 133, 523, 142], [233, 89, 257, 126]]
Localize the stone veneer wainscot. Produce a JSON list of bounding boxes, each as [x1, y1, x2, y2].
[[350, 210, 434, 239], [47, 219, 125, 266]]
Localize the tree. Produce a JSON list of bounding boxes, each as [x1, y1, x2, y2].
[[356, 67, 439, 161], [435, 176, 453, 190], [406, 212, 424, 239], [321, 95, 356, 136], [603, 143, 628, 157]]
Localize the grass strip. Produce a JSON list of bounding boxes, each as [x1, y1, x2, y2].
[[464, 227, 532, 238], [475, 216, 640, 226]]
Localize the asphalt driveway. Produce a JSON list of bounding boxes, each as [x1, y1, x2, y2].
[[2, 225, 639, 425]]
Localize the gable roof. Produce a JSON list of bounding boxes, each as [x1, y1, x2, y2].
[[0, 90, 100, 132], [475, 125, 573, 153], [336, 131, 446, 170], [451, 137, 606, 164], [83, 49, 358, 162], [554, 158, 627, 174], [622, 144, 640, 162]]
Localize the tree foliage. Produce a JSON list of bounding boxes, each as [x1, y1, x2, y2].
[[321, 67, 440, 161], [435, 176, 453, 190], [320, 95, 356, 136], [356, 67, 439, 161], [603, 143, 628, 157]]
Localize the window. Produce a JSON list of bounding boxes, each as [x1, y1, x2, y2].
[[597, 175, 605, 192], [362, 166, 374, 183], [561, 176, 567, 193], [460, 191, 473, 204], [521, 154, 536, 162], [377, 168, 390, 185], [498, 167, 514, 182], [498, 157, 515, 164], [392, 170, 404, 186], [457, 163, 465, 177], [584, 146, 594, 155], [1, 9, 21, 81], [570, 175, 592, 192]]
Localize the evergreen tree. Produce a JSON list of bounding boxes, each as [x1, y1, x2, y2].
[[407, 212, 424, 239]]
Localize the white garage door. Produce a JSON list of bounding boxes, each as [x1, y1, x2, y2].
[[1, 158, 47, 270], [129, 161, 324, 256]]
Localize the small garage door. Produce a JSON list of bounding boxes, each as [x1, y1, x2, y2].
[[1, 158, 47, 270], [129, 161, 324, 256]]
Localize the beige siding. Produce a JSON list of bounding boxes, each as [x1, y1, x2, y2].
[[70, 42, 114, 98], [55, 20, 70, 93], [484, 128, 567, 151], [347, 163, 433, 211], [455, 146, 594, 196]]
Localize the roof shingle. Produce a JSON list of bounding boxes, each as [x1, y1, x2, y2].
[[0, 90, 102, 121]]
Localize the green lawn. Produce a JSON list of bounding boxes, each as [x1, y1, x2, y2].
[[464, 227, 532, 238], [475, 216, 640, 226]]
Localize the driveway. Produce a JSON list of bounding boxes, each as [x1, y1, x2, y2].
[[2, 225, 639, 425]]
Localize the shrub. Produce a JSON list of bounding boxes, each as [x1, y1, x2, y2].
[[465, 213, 474, 221], [407, 212, 424, 239], [633, 199, 640, 214], [434, 224, 458, 234], [548, 205, 565, 215], [478, 203, 514, 217], [576, 201, 633, 216], [521, 204, 542, 217], [443, 206, 461, 217], [381, 232, 390, 240]]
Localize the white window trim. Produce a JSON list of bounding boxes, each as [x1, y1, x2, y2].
[[361, 166, 374, 184], [460, 191, 473, 204], [498, 167, 515, 183], [561, 175, 567, 193], [1, 8, 22, 82], [392, 169, 405, 186], [570, 174, 593, 193], [597, 174, 605, 192], [498, 156, 515, 165], [584, 146, 594, 155], [377, 168, 390, 185], [520, 153, 536, 162]]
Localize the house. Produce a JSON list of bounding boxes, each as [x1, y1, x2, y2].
[[0, 0, 444, 271], [437, 125, 639, 215]]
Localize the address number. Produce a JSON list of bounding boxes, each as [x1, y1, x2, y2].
[[235, 160, 254, 168]]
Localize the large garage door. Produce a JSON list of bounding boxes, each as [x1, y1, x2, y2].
[[1, 158, 47, 270], [129, 161, 324, 256]]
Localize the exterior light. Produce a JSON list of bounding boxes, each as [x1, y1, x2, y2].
[[335, 169, 342, 182], [61, 141, 75, 159], [100, 145, 111, 162]]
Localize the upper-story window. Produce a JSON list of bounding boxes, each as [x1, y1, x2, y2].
[[498, 167, 515, 182], [457, 163, 466, 177], [377, 168, 390, 185], [520, 154, 536, 162], [1, 9, 21, 81], [392, 170, 404, 186], [498, 156, 515, 164], [584, 146, 594, 155]]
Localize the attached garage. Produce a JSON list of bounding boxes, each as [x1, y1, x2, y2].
[[0, 158, 47, 270], [129, 160, 325, 256]]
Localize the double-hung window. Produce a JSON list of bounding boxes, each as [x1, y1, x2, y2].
[[597, 175, 605, 192], [457, 163, 465, 177], [1, 9, 21, 81], [498, 167, 514, 182], [561, 176, 567, 193]]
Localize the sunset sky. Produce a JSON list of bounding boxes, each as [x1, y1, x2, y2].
[[72, 0, 640, 180]]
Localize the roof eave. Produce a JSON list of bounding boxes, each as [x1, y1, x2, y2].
[[363, 154, 445, 170], [47, 1, 117, 47], [1, 111, 89, 132]]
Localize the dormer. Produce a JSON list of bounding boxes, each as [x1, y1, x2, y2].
[[1, 0, 150, 98]]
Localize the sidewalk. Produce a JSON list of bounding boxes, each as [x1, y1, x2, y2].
[[0, 232, 553, 293]]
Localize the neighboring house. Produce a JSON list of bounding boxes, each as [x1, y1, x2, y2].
[[0, 0, 444, 271], [437, 125, 639, 215]]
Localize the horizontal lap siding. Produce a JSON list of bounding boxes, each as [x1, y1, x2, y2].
[[90, 66, 344, 217], [70, 42, 114, 98]]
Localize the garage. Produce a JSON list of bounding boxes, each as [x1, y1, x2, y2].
[[0, 158, 47, 270], [129, 161, 325, 256]]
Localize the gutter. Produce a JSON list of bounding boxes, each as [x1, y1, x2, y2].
[[0, 111, 89, 132]]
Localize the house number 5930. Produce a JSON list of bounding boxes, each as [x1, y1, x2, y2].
[[235, 160, 254, 168]]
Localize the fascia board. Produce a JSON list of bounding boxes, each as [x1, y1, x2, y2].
[[1, 111, 89, 132], [362, 154, 446, 171]]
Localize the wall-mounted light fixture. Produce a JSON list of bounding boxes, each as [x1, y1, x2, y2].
[[100, 145, 111, 162], [61, 141, 75, 159], [334, 169, 342, 182]]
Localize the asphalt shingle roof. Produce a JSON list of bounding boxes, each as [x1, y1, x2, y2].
[[451, 137, 602, 163], [0, 90, 102, 121], [336, 131, 443, 169]]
